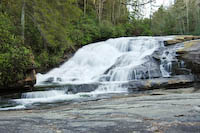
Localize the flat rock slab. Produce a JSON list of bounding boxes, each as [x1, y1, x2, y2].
[[164, 35, 200, 46], [0, 90, 200, 133], [127, 75, 194, 92]]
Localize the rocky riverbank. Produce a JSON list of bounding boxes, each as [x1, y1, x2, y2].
[[0, 88, 199, 133]]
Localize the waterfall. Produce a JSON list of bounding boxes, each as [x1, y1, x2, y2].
[[1, 36, 181, 110], [36, 36, 174, 85]]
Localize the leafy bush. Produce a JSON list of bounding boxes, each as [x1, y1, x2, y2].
[[0, 46, 33, 87], [0, 13, 33, 87], [99, 20, 116, 39]]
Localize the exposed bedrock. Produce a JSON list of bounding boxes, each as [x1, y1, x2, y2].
[[177, 40, 200, 77], [127, 75, 194, 92]]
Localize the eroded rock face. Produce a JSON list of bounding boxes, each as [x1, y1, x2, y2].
[[17, 69, 36, 88], [176, 40, 200, 80]]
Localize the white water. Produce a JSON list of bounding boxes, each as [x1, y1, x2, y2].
[[160, 41, 185, 77], [1, 36, 177, 110], [36, 36, 173, 85]]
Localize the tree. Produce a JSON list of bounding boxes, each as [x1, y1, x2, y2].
[[21, 0, 25, 44], [151, 0, 200, 35]]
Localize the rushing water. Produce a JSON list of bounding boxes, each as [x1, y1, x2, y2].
[[1, 36, 183, 110], [37, 37, 171, 84]]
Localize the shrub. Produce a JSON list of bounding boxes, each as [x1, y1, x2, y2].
[[0, 13, 33, 87]]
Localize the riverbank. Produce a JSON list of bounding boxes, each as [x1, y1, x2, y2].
[[0, 87, 199, 133]]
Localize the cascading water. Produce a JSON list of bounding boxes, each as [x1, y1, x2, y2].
[[160, 41, 186, 77], [1, 36, 182, 110], [160, 50, 174, 77], [37, 37, 173, 85]]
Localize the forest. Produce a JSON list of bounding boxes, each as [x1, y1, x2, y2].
[[0, 0, 199, 87]]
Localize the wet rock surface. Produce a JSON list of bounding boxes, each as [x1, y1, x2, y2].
[[35, 75, 195, 94], [127, 75, 194, 92], [0, 89, 200, 133], [35, 82, 100, 94]]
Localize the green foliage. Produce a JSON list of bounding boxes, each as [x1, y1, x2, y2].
[[114, 24, 126, 37], [151, 6, 168, 35], [0, 46, 33, 87], [99, 20, 116, 39], [151, 0, 200, 35], [0, 12, 33, 87], [0, 13, 19, 47], [70, 17, 101, 45], [125, 18, 152, 36]]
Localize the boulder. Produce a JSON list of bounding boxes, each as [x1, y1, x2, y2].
[[43, 77, 55, 84], [16, 69, 36, 89], [176, 40, 200, 77], [103, 55, 162, 81], [130, 57, 162, 79], [152, 47, 165, 60]]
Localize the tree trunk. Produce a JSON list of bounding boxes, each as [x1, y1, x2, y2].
[[112, 0, 115, 24], [21, 0, 26, 44], [97, 0, 106, 23], [118, 0, 121, 21], [84, 0, 87, 16], [185, 0, 189, 33], [181, 19, 185, 34], [98, 0, 101, 22]]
